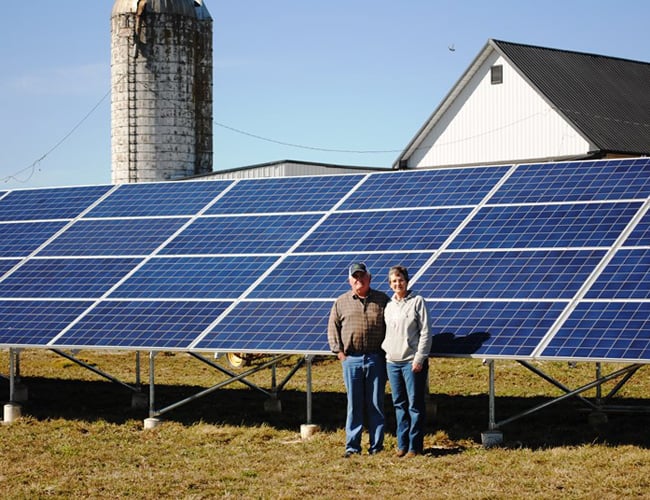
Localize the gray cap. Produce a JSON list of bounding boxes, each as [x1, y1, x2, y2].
[[348, 262, 369, 277]]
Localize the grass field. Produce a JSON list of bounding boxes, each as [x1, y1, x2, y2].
[[2, 349, 650, 498]]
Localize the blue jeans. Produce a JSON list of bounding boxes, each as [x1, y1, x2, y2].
[[341, 353, 386, 453], [387, 360, 428, 453]]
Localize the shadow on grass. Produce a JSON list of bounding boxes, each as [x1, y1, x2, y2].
[[3, 376, 650, 450]]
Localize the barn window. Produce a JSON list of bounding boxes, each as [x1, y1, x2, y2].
[[491, 65, 503, 84]]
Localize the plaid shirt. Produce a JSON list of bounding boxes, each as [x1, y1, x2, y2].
[[327, 288, 390, 355]]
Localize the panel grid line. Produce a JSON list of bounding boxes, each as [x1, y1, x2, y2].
[[188, 173, 374, 349], [531, 198, 650, 358], [46, 180, 242, 346]]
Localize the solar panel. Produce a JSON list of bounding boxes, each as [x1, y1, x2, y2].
[[248, 252, 433, 299], [0, 258, 141, 298], [0, 259, 20, 278], [0, 300, 94, 346], [206, 175, 364, 214], [539, 302, 650, 361], [339, 165, 510, 210], [160, 214, 323, 255], [40, 218, 190, 256], [418, 250, 606, 299], [490, 158, 650, 204], [52, 300, 232, 350], [0, 157, 649, 362], [86, 180, 233, 217], [449, 202, 641, 249], [0, 221, 68, 257], [0, 185, 111, 221], [110, 256, 279, 299], [296, 208, 471, 253]]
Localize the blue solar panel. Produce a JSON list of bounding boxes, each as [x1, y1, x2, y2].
[[0, 258, 141, 298], [40, 218, 189, 256], [623, 210, 650, 246], [110, 256, 278, 299], [0, 259, 20, 278], [540, 302, 650, 361], [428, 300, 567, 358], [490, 158, 650, 204], [0, 221, 68, 257], [340, 166, 510, 210], [0, 157, 649, 360], [248, 252, 433, 299], [0, 300, 93, 346], [53, 300, 231, 349], [195, 301, 332, 353], [86, 180, 233, 218], [160, 214, 322, 255], [297, 208, 471, 253], [417, 250, 606, 299], [585, 249, 650, 299], [206, 175, 364, 214], [0, 186, 111, 221], [449, 202, 641, 249]]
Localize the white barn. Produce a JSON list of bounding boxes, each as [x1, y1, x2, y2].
[[394, 39, 650, 170]]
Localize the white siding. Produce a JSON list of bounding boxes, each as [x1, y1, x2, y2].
[[191, 162, 379, 180], [409, 53, 592, 168]]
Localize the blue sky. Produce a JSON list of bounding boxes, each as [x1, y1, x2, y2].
[[0, 1, 648, 189]]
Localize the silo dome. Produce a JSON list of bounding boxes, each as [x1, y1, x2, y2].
[[112, 0, 199, 18], [110, 0, 213, 183]]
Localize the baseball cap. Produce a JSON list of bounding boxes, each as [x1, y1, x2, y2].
[[348, 262, 369, 277]]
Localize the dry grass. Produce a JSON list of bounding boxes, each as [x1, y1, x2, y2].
[[2, 350, 650, 498]]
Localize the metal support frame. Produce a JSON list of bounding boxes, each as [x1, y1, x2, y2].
[[49, 349, 141, 394], [147, 353, 309, 420], [486, 360, 644, 431], [9, 347, 16, 402]]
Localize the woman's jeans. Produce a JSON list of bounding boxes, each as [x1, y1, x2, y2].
[[342, 353, 386, 454], [387, 359, 428, 453]]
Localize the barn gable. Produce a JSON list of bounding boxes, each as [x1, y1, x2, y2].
[[395, 39, 650, 170]]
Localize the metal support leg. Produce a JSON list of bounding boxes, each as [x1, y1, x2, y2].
[[300, 355, 319, 440], [148, 351, 155, 418], [305, 355, 313, 424], [9, 348, 15, 402], [4, 348, 22, 422], [482, 359, 503, 447], [143, 351, 161, 429]]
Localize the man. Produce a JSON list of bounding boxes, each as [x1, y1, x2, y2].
[[327, 262, 390, 457]]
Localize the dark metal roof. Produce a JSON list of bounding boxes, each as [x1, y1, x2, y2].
[[492, 39, 650, 155]]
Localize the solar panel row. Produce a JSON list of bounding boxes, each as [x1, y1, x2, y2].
[[0, 158, 649, 362]]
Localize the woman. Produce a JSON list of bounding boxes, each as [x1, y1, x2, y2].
[[382, 265, 432, 457]]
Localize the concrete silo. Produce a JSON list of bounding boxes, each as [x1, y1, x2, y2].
[[111, 0, 213, 183]]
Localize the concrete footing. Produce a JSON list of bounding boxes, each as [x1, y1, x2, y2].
[[481, 430, 503, 448], [300, 424, 320, 440], [3, 403, 22, 423], [143, 417, 161, 429]]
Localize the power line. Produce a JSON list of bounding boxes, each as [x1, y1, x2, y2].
[[213, 121, 402, 154], [1, 84, 114, 185]]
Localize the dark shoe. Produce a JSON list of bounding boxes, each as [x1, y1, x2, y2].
[[395, 449, 407, 458], [344, 450, 360, 458], [368, 449, 382, 455]]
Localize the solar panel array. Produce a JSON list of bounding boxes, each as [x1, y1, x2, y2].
[[0, 157, 649, 362]]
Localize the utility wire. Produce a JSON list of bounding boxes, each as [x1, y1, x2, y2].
[[213, 120, 401, 154], [1, 84, 114, 185]]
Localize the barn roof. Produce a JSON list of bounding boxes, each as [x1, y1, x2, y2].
[[493, 39, 650, 155]]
